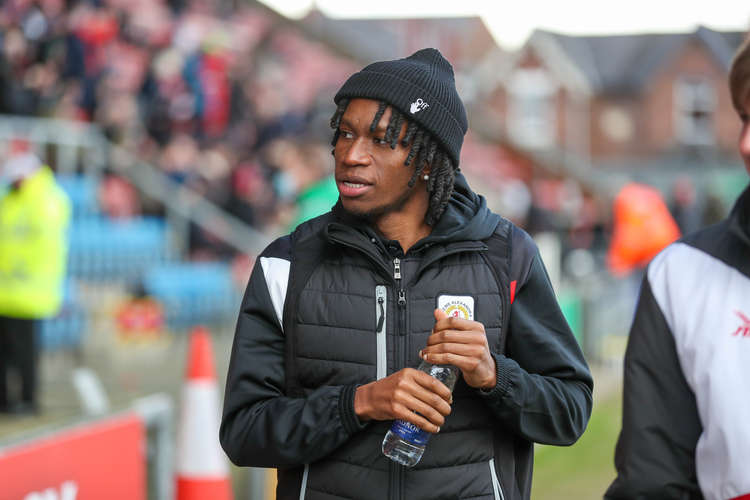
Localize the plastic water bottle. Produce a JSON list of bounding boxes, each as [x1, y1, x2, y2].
[[383, 295, 474, 466], [381, 362, 459, 467]]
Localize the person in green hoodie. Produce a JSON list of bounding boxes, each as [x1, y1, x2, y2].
[[0, 151, 70, 415]]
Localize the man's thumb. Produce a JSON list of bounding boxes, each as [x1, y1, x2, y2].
[[434, 308, 448, 321]]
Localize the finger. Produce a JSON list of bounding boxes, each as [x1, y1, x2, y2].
[[395, 406, 443, 433], [392, 369, 452, 408], [401, 395, 449, 427], [420, 351, 484, 373], [411, 386, 452, 417], [411, 370, 453, 403], [425, 330, 487, 346], [421, 342, 486, 359], [391, 383, 450, 426], [433, 316, 483, 333], [434, 308, 448, 322]]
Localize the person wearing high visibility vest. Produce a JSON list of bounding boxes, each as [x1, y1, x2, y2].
[[0, 152, 70, 415]]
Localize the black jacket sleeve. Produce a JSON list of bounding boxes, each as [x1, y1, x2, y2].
[[605, 275, 703, 499], [219, 242, 366, 468], [478, 228, 593, 446]]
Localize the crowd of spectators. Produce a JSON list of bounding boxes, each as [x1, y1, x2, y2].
[[4, 0, 727, 282], [0, 0, 356, 256]]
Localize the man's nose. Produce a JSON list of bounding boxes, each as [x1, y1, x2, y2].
[[342, 138, 370, 166]]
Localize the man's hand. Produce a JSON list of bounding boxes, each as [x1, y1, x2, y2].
[[420, 308, 497, 390], [354, 368, 452, 433]]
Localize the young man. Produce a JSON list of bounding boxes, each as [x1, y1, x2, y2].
[[221, 48, 592, 500], [606, 38, 750, 500]]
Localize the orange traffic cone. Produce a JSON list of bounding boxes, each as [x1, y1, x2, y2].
[[175, 326, 233, 500]]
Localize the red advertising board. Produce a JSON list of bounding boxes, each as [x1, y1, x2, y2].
[[0, 413, 146, 500]]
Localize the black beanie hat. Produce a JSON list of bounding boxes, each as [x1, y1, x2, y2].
[[334, 48, 468, 167]]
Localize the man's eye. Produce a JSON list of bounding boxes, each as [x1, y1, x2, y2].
[[340, 130, 354, 139], [374, 137, 388, 145]]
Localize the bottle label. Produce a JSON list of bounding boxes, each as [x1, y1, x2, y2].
[[390, 419, 430, 446]]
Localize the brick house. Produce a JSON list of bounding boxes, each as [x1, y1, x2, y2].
[[473, 26, 748, 193], [300, 9, 497, 93]]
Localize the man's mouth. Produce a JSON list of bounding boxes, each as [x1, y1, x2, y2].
[[338, 179, 372, 197]]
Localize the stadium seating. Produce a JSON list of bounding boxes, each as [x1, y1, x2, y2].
[[41, 173, 242, 352], [57, 174, 99, 219], [142, 262, 241, 331], [67, 216, 168, 281]]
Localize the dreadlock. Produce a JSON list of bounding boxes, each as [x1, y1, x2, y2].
[[330, 100, 457, 225]]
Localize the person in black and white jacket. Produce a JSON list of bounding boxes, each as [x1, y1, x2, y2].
[[606, 37, 750, 500]]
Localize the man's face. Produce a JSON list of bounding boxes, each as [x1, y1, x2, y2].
[[334, 98, 427, 222], [740, 99, 750, 175]]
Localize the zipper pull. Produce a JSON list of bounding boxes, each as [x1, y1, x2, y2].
[[398, 289, 406, 307], [393, 258, 401, 280], [376, 296, 385, 333]]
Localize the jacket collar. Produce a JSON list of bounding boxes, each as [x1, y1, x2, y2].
[[328, 173, 500, 254], [728, 182, 750, 249]]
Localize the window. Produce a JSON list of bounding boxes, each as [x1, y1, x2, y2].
[[507, 69, 556, 149], [674, 78, 715, 146]]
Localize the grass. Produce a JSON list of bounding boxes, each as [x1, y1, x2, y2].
[[531, 388, 622, 499]]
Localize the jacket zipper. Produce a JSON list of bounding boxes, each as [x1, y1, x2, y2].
[[393, 257, 406, 351], [375, 285, 387, 380], [394, 257, 407, 500], [393, 257, 407, 370]]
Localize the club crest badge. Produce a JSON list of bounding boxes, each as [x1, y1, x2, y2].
[[437, 295, 475, 321]]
